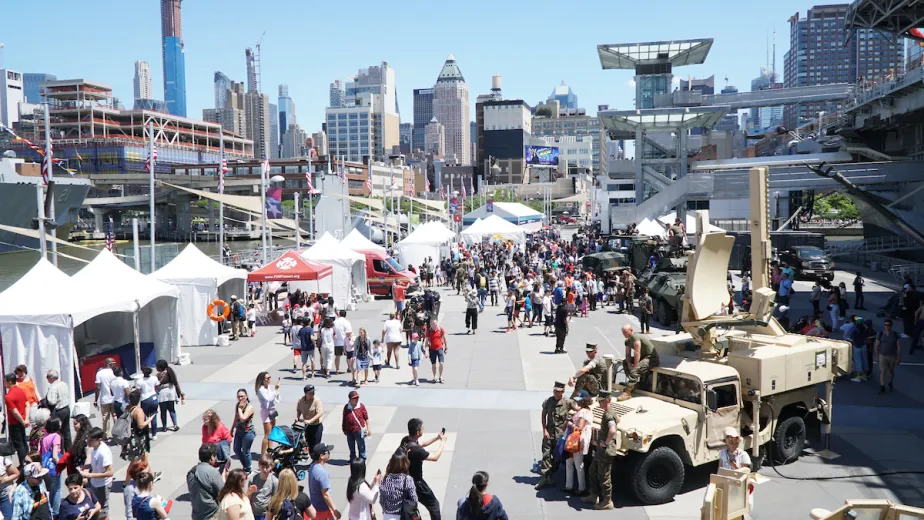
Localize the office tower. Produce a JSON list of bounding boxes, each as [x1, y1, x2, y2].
[[549, 82, 578, 110], [432, 55, 470, 165], [214, 71, 232, 108], [0, 69, 24, 127], [204, 80, 247, 135], [269, 103, 279, 159], [22, 73, 56, 104], [329, 80, 345, 108], [784, 4, 903, 127], [344, 62, 399, 158], [748, 68, 782, 131], [412, 88, 434, 152], [133, 61, 152, 101], [278, 84, 296, 136], [245, 91, 270, 159], [478, 98, 531, 183], [399, 122, 413, 154], [531, 100, 602, 175], [160, 0, 187, 116], [326, 93, 375, 162], [425, 117, 445, 157], [245, 48, 257, 93], [282, 123, 307, 158], [470, 120, 477, 164], [312, 131, 328, 157]]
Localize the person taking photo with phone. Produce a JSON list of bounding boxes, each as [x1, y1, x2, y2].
[[399, 418, 446, 520]]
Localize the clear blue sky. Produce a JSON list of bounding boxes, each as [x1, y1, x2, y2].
[[3, 0, 814, 130]]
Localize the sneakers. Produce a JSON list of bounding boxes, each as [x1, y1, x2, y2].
[[580, 495, 598, 505], [850, 377, 862, 383], [594, 501, 614, 510], [153, 471, 163, 483], [878, 386, 887, 394], [439, 378, 444, 384]]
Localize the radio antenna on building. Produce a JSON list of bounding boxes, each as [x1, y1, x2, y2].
[[772, 27, 777, 82]]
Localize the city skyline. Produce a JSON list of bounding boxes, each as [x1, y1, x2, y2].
[[3, 0, 894, 135]]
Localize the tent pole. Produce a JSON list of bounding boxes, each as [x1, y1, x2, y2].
[[132, 218, 141, 271], [132, 301, 143, 379]]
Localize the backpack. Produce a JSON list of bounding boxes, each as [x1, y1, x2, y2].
[[277, 497, 297, 520], [40, 434, 60, 477], [111, 411, 132, 446]]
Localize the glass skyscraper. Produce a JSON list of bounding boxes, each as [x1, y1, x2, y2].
[[412, 88, 434, 152], [214, 71, 231, 109], [22, 73, 56, 104], [161, 0, 187, 117]]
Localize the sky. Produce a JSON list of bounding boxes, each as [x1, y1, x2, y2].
[[2, 0, 818, 131]]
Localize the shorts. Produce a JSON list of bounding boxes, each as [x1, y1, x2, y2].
[[372, 364, 382, 371], [91, 483, 111, 517], [356, 357, 369, 370], [345, 350, 355, 360], [248, 320, 255, 329], [396, 301, 405, 311], [335, 345, 344, 356], [315, 510, 337, 520], [544, 315, 553, 326], [410, 358, 420, 367], [260, 408, 277, 424], [429, 349, 445, 364], [300, 349, 315, 363]]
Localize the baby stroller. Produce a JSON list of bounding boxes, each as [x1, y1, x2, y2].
[[877, 292, 901, 320], [267, 423, 310, 480]]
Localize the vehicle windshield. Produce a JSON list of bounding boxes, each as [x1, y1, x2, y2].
[[796, 248, 825, 260], [386, 257, 405, 272], [655, 373, 702, 404]]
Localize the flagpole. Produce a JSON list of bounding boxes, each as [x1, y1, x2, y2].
[[218, 132, 225, 263], [132, 218, 141, 271], [35, 183, 48, 260], [261, 156, 268, 264], [43, 104, 58, 266], [147, 121, 156, 273], [294, 191, 300, 252]]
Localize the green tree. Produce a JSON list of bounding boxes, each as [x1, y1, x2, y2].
[[812, 192, 860, 220]]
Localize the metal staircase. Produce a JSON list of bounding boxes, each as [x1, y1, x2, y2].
[[825, 235, 921, 257], [609, 173, 714, 225]]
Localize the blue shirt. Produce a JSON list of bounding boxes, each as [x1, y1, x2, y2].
[[12, 481, 49, 520], [552, 287, 565, 305], [299, 325, 315, 350], [779, 279, 793, 297], [308, 462, 331, 512]]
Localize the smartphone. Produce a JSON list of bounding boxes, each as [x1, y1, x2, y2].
[[376, 469, 382, 476], [441, 427, 446, 435]]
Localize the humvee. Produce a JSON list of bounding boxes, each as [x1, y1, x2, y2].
[[601, 168, 851, 505]]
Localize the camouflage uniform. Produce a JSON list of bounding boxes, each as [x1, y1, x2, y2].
[[585, 401, 619, 508], [573, 356, 606, 399], [537, 394, 574, 485], [624, 332, 660, 388]]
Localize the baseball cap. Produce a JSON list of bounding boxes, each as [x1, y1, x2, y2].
[[23, 462, 48, 479], [348, 390, 360, 399], [311, 443, 334, 459], [723, 427, 740, 439], [779, 305, 789, 313], [231, 295, 238, 300], [574, 390, 591, 402], [303, 384, 315, 394], [411, 332, 420, 340]]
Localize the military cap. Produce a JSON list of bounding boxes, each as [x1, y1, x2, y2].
[[585, 343, 597, 352], [553, 381, 566, 391]]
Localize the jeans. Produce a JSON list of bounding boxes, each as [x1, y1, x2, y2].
[[52, 405, 72, 450], [0, 489, 12, 520], [9, 423, 26, 468], [490, 290, 498, 306], [233, 428, 256, 473], [855, 290, 864, 308], [346, 430, 366, 460], [141, 396, 159, 435], [305, 424, 324, 453], [478, 289, 486, 309], [159, 400, 178, 430], [852, 346, 868, 374], [46, 472, 63, 514]]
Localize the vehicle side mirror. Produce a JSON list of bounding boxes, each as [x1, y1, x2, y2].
[[706, 389, 718, 412]]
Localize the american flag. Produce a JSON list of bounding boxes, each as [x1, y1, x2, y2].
[[262, 156, 270, 177], [105, 216, 115, 252], [439, 186, 445, 200], [339, 158, 346, 185], [461, 183, 467, 200], [305, 169, 317, 194], [365, 171, 373, 193], [218, 151, 227, 193], [144, 143, 158, 174], [41, 141, 53, 185], [425, 174, 430, 193]]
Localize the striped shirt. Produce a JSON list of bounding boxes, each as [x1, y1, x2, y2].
[[379, 474, 416, 515], [45, 379, 70, 410]]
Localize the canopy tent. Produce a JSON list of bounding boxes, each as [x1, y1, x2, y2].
[[462, 202, 543, 232], [0, 259, 79, 403], [332, 193, 385, 211], [637, 217, 668, 238], [461, 214, 527, 244], [395, 221, 455, 269], [248, 250, 334, 295], [657, 213, 725, 234], [153, 244, 248, 346], [341, 228, 387, 255], [299, 233, 368, 308], [70, 249, 181, 373], [407, 197, 447, 213]]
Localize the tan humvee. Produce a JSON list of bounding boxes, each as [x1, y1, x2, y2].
[[596, 167, 851, 505]]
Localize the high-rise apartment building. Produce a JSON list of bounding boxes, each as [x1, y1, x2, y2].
[[245, 91, 271, 159], [433, 55, 470, 165], [329, 80, 345, 108], [907, 39, 923, 71], [531, 100, 602, 175], [326, 93, 376, 162], [783, 4, 903, 127], [204, 80, 247, 136], [425, 118, 445, 157], [278, 84, 296, 136], [549, 82, 578, 110], [0, 70, 24, 127], [160, 0, 187, 116], [282, 123, 307, 158], [412, 88, 434, 152], [245, 48, 257, 93], [399, 122, 413, 154], [214, 71, 231, 108], [133, 61, 152, 102], [269, 102, 279, 159], [23, 73, 56, 104], [342, 62, 399, 158]]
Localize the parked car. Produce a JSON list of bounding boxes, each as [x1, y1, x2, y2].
[[779, 246, 835, 280]]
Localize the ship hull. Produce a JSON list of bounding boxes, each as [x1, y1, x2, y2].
[[0, 180, 90, 254]]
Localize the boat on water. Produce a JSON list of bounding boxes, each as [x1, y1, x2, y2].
[[0, 126, 91, 254]]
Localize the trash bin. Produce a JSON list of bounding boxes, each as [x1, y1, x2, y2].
[[871, 261, 879, 272]]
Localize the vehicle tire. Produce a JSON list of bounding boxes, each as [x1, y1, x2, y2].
[[825, 273, 835, 282], [629, 446, 685, 505], [772, 415, 806, 464]]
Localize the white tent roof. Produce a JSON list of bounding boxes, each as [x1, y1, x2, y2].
[[398, 222, 455, 246], [463, 202, 543, 222], [637, 217, 667, 238], [70, 249, 180, 326], [304, 232, 366, 266], [153, 244, 248, 287], [462, 215, 526, 236], [0, 258, 75, 327], [341, 228, 387, 254], [657, 213, 724, 234]]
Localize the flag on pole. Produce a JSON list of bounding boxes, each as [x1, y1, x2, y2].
[[105, 216, 115, 252], [41, 140, 53, 185], [439, 185, 445, 200], [365, 169, 373, 193], [425, 174, 430, 193], [461, 183, 467, 200], [219, 151, 227, 193], [305, 168, 317, 194], [145, 143, 158, 174], [337, 157, 346, 185], [262, 156, 270, 177]]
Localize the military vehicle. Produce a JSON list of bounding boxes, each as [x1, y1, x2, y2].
[[809, 500, 924, 520], [636, 256, 688, 327], [597, 167, 851, 505], [581, 251, 629, 278]]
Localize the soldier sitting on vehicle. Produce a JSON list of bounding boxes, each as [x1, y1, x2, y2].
[[568, 344, 606, 399], [618, 324, 660, 401], [668, 218, 685, 255]]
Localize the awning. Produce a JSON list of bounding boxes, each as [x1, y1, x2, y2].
[[407, 197, 447, 212], [163, 182, 263, 214], [247, 250, 333, 282], [333, 194, 384, 211]]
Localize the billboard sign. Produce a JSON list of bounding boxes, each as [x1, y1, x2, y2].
[[524, 145, 560, 166], [597, 104, 609, 111]]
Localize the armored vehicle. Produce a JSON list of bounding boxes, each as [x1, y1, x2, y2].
[[636, 256, 688, 327], [582, 251, 629, 278], [599, 168, 851, 505]]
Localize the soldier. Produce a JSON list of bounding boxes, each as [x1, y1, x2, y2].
[[623, 270, 637, 315], [618, 324, 660, 401], [668, 217, 685, 254], [568, 344, 606, 399], [535, 382, 575, 490], [583, 390, 618, 510]]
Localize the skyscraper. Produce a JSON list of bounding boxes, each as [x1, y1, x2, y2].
[[549, 82, 578, 110], [160, 0, 187, 116], [412, 88, 434, 152], [749, 68, 782, 131], [22, 73, 56, 104], [783, 4, 903, 127], [245, 48, 257, 93], [329, 80, 344, 108], [433, 55, 470, 165], [340, 62, 400, 158], [278, 84, 296, 136], [245, 91, 271, 159], [269, 102, 279, 159], [133, 61, 152, 101], [214, 71, 231, 108]]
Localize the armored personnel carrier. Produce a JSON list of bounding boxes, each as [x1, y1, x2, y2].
[[636, 256, 688, 327]]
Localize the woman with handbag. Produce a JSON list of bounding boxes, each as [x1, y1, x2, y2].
[[342, 390, 371, 461], [379, 451, 417, 520], [155, 359, 184, 434], [346, 459, 381, 520], [562, 390, 592, 496], [202, 410, 233, 471], [255, 371, 281, 455]]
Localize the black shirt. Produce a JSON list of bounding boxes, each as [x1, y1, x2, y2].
[[554, 305, 568, 328], [400, 436, 430, 482]]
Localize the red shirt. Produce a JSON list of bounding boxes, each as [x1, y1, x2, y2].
[[394, 284, 406, 302], [201, 423, 232, 444], [342, 403, 369, 434], [427, 328, 446, 351], [5, 385, 27, 427]]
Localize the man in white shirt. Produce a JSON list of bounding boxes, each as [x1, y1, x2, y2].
[[80, 427, 114, 519], [94, 358, 117, 438], [333, 310, 353, 375]]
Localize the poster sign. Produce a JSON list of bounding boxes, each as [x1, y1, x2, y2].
[[524, 145, 560, 166], [266, 188, 283, 218], [453, 213, 462, 223], [486, 199, 494, 213]]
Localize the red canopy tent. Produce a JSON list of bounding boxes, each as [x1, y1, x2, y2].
[[247, 250, 333, 282]]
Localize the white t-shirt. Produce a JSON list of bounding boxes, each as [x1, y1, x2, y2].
[[110, 377, 131, 404], [90, 442, 114, 487], [383, 319, 403, 344], [333, 317, 352, 347], [291, 324, 302, 349], [320, 327, 335, 349], [247, 309, 256, 322], [137, 376, 158, 400], [0, 456, 15, 498], [543, 295, 553, 316], [719, 447, 751, 470], [95, 368, 116, 405]]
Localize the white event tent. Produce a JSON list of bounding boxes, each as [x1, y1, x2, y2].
[[395, 221, 455, 269], [153, 244, 247, 347], [300, 232, 368, 308], [341, 228, 387, 254], [70, 249, 181, 373], [657, 213, 725, 234], [462, 202, 543, 232], [461, 214, 527, 244]]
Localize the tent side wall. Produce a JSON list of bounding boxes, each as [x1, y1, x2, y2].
[[396, 243, 442, 271], [292, 265, 351, 308], [0, 317, 76, 404], [167, 280, 220, 347]]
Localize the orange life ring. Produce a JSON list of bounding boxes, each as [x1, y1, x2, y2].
[[207, 299, 231, 322]]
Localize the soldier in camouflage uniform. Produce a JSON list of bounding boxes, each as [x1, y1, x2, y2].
[[535, 381, 575, 490], [583, 390, 618, 509], [568, 344, 606, 399], [618, 324, 661, 401]]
